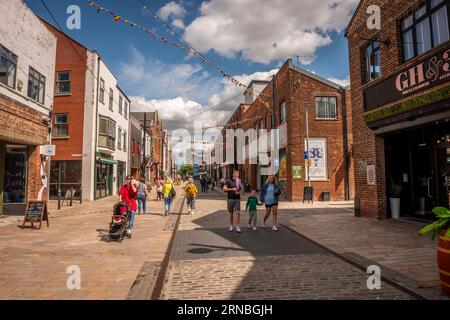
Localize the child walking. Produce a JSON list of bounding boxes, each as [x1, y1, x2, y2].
[[246, 190, 261, 231]]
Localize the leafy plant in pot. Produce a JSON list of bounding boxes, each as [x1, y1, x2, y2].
[[389, 180, 403, 219], [419, 207, 450, 295]]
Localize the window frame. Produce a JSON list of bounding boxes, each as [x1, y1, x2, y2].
[[99, 78, 105, 104], [123, 130, 127, 152], [124, 101, 128, 119], [401, 0, 450, 62], [0, 44, 17, 89], [27, 66, 46, 104], [280, 102, 287, 124], [53, 113, 69, 138], [119, 96, 123, 115], [109, 88, 114, 111], [55, 70, 71, 95], [315, 96, 338, 120], [364, 41, 382, 83], [98, 116, 116, 150], [117, 126, 122, 150]]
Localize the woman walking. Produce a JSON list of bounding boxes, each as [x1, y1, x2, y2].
[[162, 178, 176, 216], [260, 175, 281, 231], [136, 177, 149, 215]]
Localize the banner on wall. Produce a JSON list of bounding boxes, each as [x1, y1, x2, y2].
[[304, 138, 327, 181]]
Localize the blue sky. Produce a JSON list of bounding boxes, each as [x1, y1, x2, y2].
[[25, 0, 358, 129]]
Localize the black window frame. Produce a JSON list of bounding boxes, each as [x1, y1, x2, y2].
[[401, 0, 450, 62], [53, 113, 69, 138], [27, 66, 46, 105], [364, 40, 382, 83], [0, 44, 17, 89], [315, 96, 338, 120]]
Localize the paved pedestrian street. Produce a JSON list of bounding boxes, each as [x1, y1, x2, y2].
[[160, 192, 413, 300]]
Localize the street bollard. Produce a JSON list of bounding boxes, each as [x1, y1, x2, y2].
[[79, 188, 82, 204], [70, 187, 74, 207]]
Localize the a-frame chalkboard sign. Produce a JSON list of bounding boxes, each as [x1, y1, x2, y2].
[[23, 200, 49, 229]]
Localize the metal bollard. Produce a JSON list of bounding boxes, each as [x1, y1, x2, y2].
[[70, 187, 74, 207]]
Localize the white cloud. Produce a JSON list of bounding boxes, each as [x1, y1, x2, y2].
[[183, 0, 359, 64], [327, 77, 350, 87], [157, 1, 186, 29]]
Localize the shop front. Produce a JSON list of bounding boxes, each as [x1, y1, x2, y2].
[[95, 154, 116, 200], [50, 160, 82, 200], [0, 142, 28, 215]]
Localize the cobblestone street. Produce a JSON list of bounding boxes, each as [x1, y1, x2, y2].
[[160, 192, 415, 300]]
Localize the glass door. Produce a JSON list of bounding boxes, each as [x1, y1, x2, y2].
[[411, 147, 435, 217]]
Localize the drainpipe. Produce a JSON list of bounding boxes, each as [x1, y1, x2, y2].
[[341, 87, 350, 201], [94, 54, 101, 200]]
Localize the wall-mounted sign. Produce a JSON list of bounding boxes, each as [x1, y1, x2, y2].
[[293, 166, 302, 179], [367, 165, 376, 185], [364, 47, 450, 111], [305, 138, 327, 181], [40, 145, 56, 156]]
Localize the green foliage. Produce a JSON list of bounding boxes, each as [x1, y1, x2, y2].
[[365, 85, 450, 123], [178, 165, 194, 177], [419, 207, 450, 240]]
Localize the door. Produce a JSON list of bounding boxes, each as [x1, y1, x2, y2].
[[436, 145, 450, 209], [411, 147, 435, 217], [0, 142, 4, 215]]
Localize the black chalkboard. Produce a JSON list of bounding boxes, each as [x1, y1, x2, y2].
[[23, 201, 49, 229], [303, 187, 313, 203]]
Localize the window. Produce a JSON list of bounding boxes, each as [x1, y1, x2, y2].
[[260, 118, 264, 130], [98, 117, 116, 150], [402, 0, 449, 61], [118, 127, 122, 150], [0, 44, 17, 88], [109, 88, 113, 111], [280, 102, 287, 124], [27, 67, 46, 104], [124, 101, 128, 119], [55, 71, 71, 94], [316, 97, 337, 120], [364, 41, 381, 82], [119, 96, 123, 115], [123, 130, 127, 152], [99, 78, 105, 103], [54, 114, 68, 137]]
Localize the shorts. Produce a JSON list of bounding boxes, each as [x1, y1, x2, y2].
[[227, 199, 241, 213], [265, 203, 278, 208]]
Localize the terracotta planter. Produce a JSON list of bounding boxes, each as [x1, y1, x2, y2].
[[438, 229, 450, 295]]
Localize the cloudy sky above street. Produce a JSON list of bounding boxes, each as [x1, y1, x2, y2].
[[26, 0, 357, 131]]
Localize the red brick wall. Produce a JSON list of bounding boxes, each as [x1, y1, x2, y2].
[[42, 21, 87, 162], [347, 0, 450, 218]]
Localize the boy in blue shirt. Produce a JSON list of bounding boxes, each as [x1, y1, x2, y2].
[[246, 190, 262, 231]]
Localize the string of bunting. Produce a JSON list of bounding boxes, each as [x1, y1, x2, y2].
[[87, 1, 272, 111]]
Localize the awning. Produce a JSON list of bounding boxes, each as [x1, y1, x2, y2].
[[98, 158, 117, 165]]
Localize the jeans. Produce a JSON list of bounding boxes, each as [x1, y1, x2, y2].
[[128, 210, 136, 230], [186, 197, 196, 210], [164, 197, 173, 213], [137, 194, 146, 214]]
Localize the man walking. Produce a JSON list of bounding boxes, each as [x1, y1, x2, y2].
[[223, 169, 242, 233]]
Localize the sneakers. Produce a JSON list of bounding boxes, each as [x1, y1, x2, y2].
[[272, 226, 278, 232], [247, 224, 252, 229], [252, 226, 257, 231], [191, 211, 194, 215], [229, 226, 234, 232], [235, 226, 242, 233]]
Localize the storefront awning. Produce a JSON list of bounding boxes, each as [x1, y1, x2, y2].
[[98, 158, 117, 165]]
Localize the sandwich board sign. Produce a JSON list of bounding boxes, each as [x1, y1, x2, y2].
[[23, 200, 49, 229]]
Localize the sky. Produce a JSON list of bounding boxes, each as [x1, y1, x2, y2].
[[25, 0, 359, 131]]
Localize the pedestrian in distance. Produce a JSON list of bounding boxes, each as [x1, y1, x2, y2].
[[156, 182, 163, 201], [136, 177, 149, 215], [184, 178, 199, 215], [118, 175, 138, 234], [246, 189, 262, 231], [223, 169, 243, 233], [260, 175, 282, 231], [162, 177, 176, 216]]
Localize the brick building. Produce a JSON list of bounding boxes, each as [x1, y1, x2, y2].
[[42, 20, 130, 201], [346, 0, 450, 219], [219, 59, 354, 201], [0, 0, 56, 215]]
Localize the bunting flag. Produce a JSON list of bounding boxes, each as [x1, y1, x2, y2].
[[87, 1, 273, 110]]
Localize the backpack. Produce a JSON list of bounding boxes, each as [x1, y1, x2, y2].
[[185, 183, 197, 198]]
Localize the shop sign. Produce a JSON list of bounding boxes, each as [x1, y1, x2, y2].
[[364, 47, 450, 111], [367, 165, 376, 185], [40, 145, 56, 156], [304, 138, 327, 181], [293, 166, 302, 179], [23, 200, 49, 229]]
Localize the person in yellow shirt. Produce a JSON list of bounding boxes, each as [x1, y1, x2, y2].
[[184, 178, 199, 215], [162, 178, 176, 216]]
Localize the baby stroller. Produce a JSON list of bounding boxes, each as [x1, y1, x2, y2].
[[108, 202, 132, 242]]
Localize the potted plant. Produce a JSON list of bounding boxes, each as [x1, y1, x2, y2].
[[419, 207, 450, 295], [389, 180, 403, 219]]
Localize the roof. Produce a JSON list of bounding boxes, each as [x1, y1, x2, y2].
[[287, 59, 344, 90], [344, 0, 364, 37]]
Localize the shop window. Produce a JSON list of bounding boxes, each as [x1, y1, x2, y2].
[[0, 44, 17, 88], [3, 146, 27, 204], [99, 117, 116, 150], [401, 0, 449, 62], [55, 71, 71, 94], [316, 97, 337, 120], [109, 88, 113, 111], [54, 114, 68, 137], [364, 41, 381, 82], [99, 78, 105, 104], [27, 67, 45, 104]]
